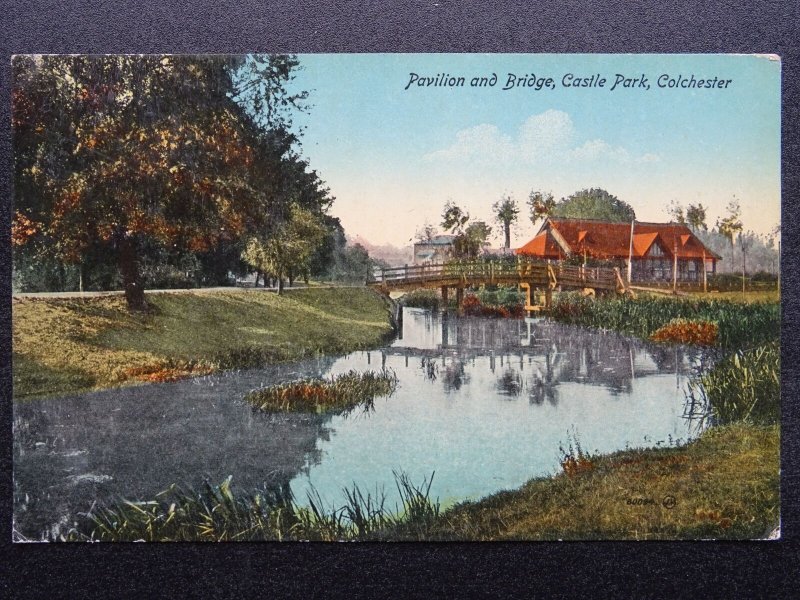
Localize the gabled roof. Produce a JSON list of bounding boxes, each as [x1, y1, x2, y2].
[[516, 217, 722, 260], [515, 230, 565, 258], [632, 232, 659, 256]]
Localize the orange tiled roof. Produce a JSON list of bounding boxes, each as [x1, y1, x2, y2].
[[515, 230, 565, 258], [517, 218, 722, 260]]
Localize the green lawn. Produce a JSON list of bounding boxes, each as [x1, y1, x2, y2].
[[12, 287, 394, 400]]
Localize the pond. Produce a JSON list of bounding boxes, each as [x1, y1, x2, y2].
[[13, 307, 706, 540]]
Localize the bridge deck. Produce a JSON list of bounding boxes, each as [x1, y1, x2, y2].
[[368, 259, 627, 295]]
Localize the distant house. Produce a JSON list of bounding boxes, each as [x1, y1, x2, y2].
[[516, 217, 721, 283], [413, 234, 456, 264]]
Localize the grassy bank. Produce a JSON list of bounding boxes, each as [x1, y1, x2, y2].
[[59, 423, 778, 541], [12, 287, 394, 400], [425, 423, 778, 540]]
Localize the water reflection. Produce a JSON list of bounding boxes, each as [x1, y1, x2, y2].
[[13, 359, 338, 539], [14, 307, 704, 540]]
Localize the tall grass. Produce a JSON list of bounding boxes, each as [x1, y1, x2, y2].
[[550, 293, 779, 350], [58, 471, 440, 542], [245, 369, 398, 414], [686, 341, 780, 427]]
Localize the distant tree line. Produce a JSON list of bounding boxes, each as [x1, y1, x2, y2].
[[417, 188, 778, 278], [12, 55, 376, 308]]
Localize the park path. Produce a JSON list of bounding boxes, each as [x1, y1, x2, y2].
[[11, 283, 310, 300]]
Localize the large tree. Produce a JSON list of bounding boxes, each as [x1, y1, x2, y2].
[[551, 188, 636, 222], [12, 54, 320, 309], [492, 195, 519, 249]]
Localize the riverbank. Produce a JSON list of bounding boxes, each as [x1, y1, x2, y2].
[[60, 422, 778, 541], [417, 422, 779, 540], [12, 287, 394, 400]]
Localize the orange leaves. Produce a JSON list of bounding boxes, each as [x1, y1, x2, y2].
[[11, 212, 40, 246], [122, 361, 214, 383], [650, 319, 718, 346]]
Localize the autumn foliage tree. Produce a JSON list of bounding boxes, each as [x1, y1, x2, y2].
[[12, 55, 328, 309]]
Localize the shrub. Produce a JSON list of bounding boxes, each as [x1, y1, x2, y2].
[[401, 289, 441, 310]]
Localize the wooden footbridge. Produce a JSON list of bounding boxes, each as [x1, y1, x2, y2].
[[368, 259, 631, 313]]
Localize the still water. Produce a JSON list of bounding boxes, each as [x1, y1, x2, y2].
[[13, 308, 704, 539]]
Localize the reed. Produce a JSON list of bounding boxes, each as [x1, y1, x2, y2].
[[58, 471, 439, 542], [686, 341, 780, 426], [550, 293, 779, 350], [245, 369, 398, 414]]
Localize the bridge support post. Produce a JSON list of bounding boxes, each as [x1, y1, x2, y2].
[[441, 286, 449, 310], [545, 288, 552, 310], [456, 287, 464, 316]]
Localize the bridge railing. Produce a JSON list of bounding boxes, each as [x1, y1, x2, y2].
[[369, 258, 621, 290]]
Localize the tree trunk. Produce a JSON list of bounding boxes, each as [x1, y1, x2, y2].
[[119, 235, 147, 310], [504, 223, 511, 249], [254, 270, 261, 287], [278, 277, 284, 294]]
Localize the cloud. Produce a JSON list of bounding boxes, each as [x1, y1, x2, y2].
[[518, 110, 576, 159], [425, 110, 659, 165], [424, 123, 514, 162]]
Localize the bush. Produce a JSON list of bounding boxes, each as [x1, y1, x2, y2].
[[462, 294, 524, 318], [751, 271, 778, 284], [400, 289, 441, 310]]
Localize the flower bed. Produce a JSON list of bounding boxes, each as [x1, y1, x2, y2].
[[650, 318, 718, 346]]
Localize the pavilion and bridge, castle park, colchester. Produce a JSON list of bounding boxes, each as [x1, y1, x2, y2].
[[367, 218, 721, 315]]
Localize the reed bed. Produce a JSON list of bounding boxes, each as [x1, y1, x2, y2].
[[58, 471, 440, 542], [687, 341, 780, 426], [550, 293, 779, 350], [245, 369, 398, 414]]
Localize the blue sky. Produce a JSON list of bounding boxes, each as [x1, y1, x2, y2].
[[283, 54, 780, 248]]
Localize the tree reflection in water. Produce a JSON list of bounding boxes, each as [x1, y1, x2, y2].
[[442, 358, 469, 392], [497, 367, 523, 397], [420, 357, 438, 382], [392, 314, 706, 399]]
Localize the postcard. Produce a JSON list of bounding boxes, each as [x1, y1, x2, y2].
[[11, 53, 780, 541]]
